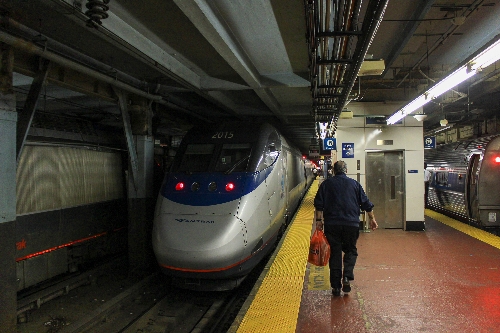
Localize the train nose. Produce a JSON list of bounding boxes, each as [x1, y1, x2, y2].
[[152, 213, 246, 270]]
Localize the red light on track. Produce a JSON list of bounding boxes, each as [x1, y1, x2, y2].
[[225, 182, 235, 191], [495, 156, 500, 163], [175, 182, 185, 191]]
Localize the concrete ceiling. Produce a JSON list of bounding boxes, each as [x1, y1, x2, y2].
[[2, 0, 500, 154]]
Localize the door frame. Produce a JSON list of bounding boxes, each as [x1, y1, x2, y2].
[[366, 150, 405, 229]]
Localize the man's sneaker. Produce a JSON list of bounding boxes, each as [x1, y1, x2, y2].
[[342, 277, 351, 293], [332, 288, 342, 296]]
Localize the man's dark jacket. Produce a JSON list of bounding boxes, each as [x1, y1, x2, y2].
[[314, 173, 374, 228]]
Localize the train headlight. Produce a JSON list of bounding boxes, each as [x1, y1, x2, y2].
[[208, 182, 217, 192], [495, 156, 500, 163], [225, 182, 235, 191], [191, 182, 200, 192], [175, 182, 185, 191]]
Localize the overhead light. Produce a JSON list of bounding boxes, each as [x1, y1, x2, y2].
[[387, 36, 500, 125], [436, 124, 453, 133], [424, 124, 454, 136], [413, 114, 427, 121], [386, 110, 405, 124], [339, 110, 353, 119], [440, 119, 448, 126]]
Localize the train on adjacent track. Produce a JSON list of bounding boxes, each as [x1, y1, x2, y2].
[[152, 122, 315, 290], [425, 135, 500, 231]]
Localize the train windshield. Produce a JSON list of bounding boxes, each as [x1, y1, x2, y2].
[[215, 143, 252, 173], [178, 144, 215, 172]]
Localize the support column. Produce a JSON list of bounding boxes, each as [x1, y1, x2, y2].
[[127, 135, 155, 276], [116, 91, 156, 277], [0, 42, 18, 332]]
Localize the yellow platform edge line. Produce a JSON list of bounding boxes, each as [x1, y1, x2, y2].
[[230, 180, 319, 333], [425, 209, 500, 250]]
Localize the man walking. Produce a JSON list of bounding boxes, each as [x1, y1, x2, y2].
[[314, 160, 378, 296]]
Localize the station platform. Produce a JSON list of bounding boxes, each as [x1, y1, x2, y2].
[[229, 179, 500, 333]]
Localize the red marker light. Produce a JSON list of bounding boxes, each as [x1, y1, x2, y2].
[[175, 182, 185, 191], [495, 156, 500, 163], [225, 182, 235, 191]]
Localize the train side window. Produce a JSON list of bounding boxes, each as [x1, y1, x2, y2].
[[258, 143, 278, 171], [215, 143, 252, 173], [256, 130, 280, 172], [435, 171, 448, 186], [179, 144, 215, 172]]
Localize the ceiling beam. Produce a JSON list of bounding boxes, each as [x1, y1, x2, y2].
[[174, 0, 288, 122]]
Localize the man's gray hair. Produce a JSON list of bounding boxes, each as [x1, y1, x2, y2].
[[333, 160, 347, 174]]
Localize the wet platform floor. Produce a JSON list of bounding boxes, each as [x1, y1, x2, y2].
[[296, 212, 500, 333]]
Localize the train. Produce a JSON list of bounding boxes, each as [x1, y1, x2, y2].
[[152, 122, 315, 290], [425, 134, 500, 230]]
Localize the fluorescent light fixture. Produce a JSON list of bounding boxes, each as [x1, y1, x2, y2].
[[386, 110, 405, 124], [471, 40, 500, 70], [387, 37, 500, 125]]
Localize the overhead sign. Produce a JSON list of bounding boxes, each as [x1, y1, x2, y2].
[[309, 145, 320, 158], [342, 143, 354, 158], [323, 138, 337, 150], [424, 136, 436, 149]]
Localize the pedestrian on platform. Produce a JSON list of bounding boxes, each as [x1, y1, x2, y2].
[[313, 160, 378, 296]]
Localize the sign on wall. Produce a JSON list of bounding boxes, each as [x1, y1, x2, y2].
[[342, 143, 354, 158], [424, 136, 436, 149], [323, 138, 336, 150]]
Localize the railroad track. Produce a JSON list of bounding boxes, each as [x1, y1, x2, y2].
[[46, 254, 270, 333], [17, 234, 277, 333]]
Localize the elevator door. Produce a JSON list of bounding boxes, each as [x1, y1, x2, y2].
[[366, 151, 404, 229]]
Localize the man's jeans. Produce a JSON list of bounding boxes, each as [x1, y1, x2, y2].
[[324, 224, 359, 289]]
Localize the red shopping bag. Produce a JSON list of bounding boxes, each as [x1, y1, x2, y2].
[[307, 229, 330, 266]]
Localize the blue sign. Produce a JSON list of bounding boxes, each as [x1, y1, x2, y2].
[[424, 136, 436, 149], [342, 143, 354, 158], [408, 170, 418, 173], [323, 138, 337, 150]]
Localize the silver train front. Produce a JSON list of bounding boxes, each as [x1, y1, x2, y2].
[[152, 122, 314, 290], [425, 134, 500, 228]]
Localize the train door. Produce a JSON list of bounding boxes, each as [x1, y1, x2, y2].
[[465, 154, 480, 220], [366, 151, 404, 229]]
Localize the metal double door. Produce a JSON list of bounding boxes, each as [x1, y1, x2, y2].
[[366, 151, 404, 229]]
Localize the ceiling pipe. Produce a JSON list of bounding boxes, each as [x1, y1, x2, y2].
[[0, 16, 213, 122], [0, 30, 162, 101], [308, 0, 361, 116], [0, 15, 154, 92], [332, 0, 389, 123]]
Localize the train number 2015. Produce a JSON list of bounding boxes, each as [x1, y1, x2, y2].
[[212, 131, 234, 139]]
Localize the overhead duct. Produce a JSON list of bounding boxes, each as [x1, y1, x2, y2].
[[304, 0, 389, 134], [358, 59, 385, 76]]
